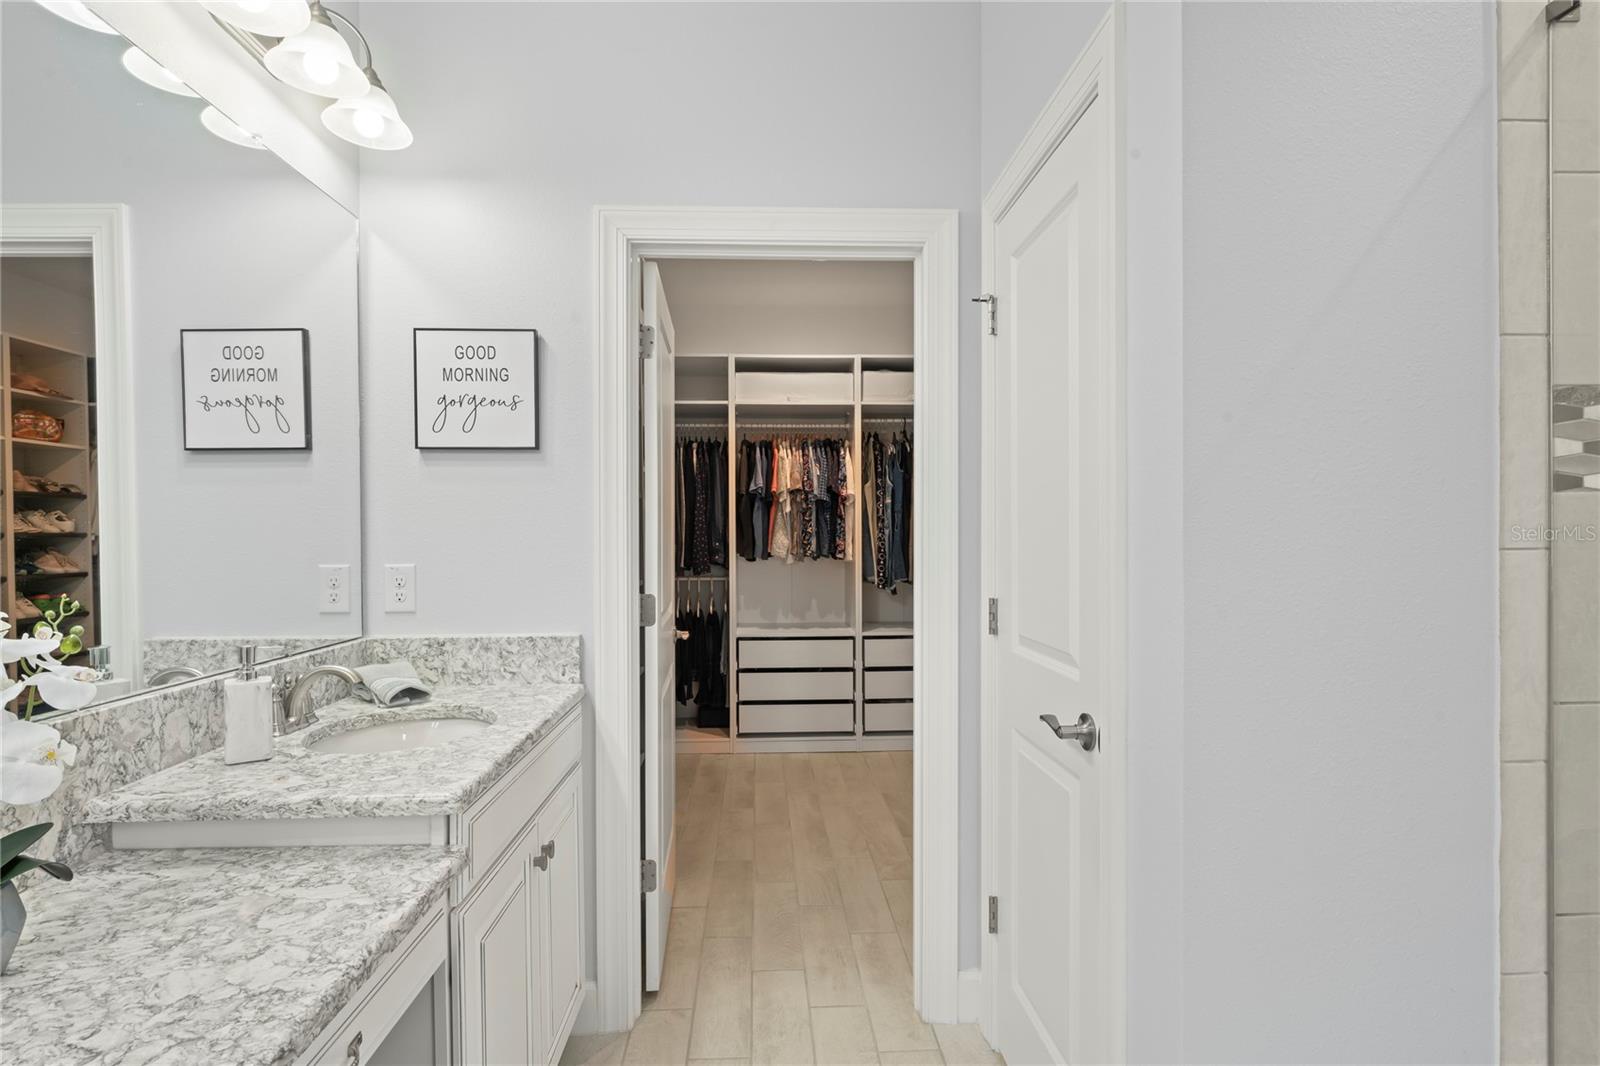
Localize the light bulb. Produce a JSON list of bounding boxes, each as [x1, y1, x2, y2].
[[351, 109, 385, 138], [301, 49, 340, 85]]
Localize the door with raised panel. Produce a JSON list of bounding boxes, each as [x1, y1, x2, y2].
[[456, 839, 540, 1066], [987, 80, 1116, 1065], [538, 773, 585, 1063]]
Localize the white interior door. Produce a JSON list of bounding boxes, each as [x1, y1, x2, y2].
[[987, 91, 1116, 1065], [641, 260, 677, 991]]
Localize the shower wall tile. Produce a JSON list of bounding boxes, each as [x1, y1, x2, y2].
[[1504, 336, 1552, 545], [1552, 704, 1599, 916], [1504, 972, 1551, 1064], [1552, 173, 1600, 384], [1502, 548, 1551, 761], [1553, 915, 1600, 1065], [1499, 0, 1550, 121], [1503, 762, 1551, 974], [1502, 120, 1551, 336], [1551, 491, 1600, 704], [1551, 9, 1599, 172]]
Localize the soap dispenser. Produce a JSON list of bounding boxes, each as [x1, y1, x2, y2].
[[223, 645, 275, 765]]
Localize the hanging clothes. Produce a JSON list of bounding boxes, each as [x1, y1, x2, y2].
[[674, 586, 729, 729], [676, 436, 728, 576], [862, 431, 913, 592], [736, 435, 852, 564]]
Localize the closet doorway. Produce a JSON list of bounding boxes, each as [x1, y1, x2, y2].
[[593, 207, 961, 1036]]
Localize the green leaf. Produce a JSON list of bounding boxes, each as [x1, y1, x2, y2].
[[1, 855, 72, 885], [1, 824, 53, 867]]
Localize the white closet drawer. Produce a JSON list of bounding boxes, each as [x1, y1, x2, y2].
[[861, 371, 913, 404], [863, 669, 913, 701], [739, 702, 855, 735], [739, 670, 854, 702], [864, 702, 914, 734], [735, 372, 853, 405], [738, 637, 854, 670], [862, 637, 913, 668]]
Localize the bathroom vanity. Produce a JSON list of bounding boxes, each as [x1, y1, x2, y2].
[[2, 680, 586, 1066]]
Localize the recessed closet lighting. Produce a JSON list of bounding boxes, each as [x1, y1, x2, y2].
[[262, 2, 368, 99], [199, 0, 311, 38], [34, 1, 117, 34], [120, 48, 198, 98], [199, 105, 266, 150], [322, 70, 412, 150]]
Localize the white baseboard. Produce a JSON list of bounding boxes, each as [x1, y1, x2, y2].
[[958, 967, 983, 1023], [571, 980, 602, 1035]]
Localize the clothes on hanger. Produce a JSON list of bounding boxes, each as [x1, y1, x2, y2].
[[735, 435, 852, 564], [862, 430, 912, 592], [676, 436, 728, 575], [675, 584, 728, 729]]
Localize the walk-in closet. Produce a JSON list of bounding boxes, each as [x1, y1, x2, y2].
[[659, 260, 915, 755]]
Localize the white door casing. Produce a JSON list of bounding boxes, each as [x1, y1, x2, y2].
[[641, 261, 677, 991], [981, 10, 1127, 1064], [593, 208, 961, 1032]]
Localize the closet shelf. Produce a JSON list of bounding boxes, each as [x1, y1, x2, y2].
[[16, 570, 90, 581], [10, 389, 85, 409], [736, 623, 855, 638], [14, 530, 88, 540], [12, 437, 87, 452], [13, 491, 88, 502]]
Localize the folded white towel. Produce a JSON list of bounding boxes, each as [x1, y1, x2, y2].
[[354, 660, 432, 707]]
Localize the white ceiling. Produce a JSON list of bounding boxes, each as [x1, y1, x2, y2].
[[655, 259, 912, 312], [1, 255, 94, 299]]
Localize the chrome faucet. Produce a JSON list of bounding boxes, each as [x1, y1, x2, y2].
[[274, 664, 361, 736], [148, 665, 204, 686]]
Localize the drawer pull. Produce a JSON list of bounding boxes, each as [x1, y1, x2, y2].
[[346, 1031, 363, 1066], [534, 840, 555, 870]]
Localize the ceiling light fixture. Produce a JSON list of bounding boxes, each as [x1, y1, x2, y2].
[[322, 66, 412, 150], [199, 105, 267, 150], [198, 0, 311, 38], [262, 1, 368, 99], [34, 1, 118, 34], [120, 47, 199, 98]]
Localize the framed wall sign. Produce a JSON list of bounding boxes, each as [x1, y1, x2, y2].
[[413, 328, 540, 450], [180, 328, 311, 451]]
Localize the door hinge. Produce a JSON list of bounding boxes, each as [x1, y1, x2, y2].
[[988, 895, 999, 934], [988, 597, 999, 636], [641, 858, 658, 893], [640, 592, 657, 626], [639, 323, 655, 359], [1546, 0, 1580, 23], [972, 293, 997, 336]]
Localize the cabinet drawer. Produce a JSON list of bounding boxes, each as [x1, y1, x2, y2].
[[304, 898, 448, 1066], [738, 637, 854, 670], [862, 636, 912, 668], [739, 670, 854, 702], [739, 702, 855, 735], [861, 370, 913, 404], [735, 371, 853, 405], [463, 708, 582, 892], [863, 669, 913, 701], [864, 702, 914, 734]]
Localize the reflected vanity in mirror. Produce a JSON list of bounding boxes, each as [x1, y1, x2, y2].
[[0, 1, 361, 707]]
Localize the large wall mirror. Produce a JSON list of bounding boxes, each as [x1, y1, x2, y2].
[[0, 1, 362, 707]]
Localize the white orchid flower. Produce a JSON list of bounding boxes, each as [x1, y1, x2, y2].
[[1, 713, 78, 804], [0, 612, 97, 715]]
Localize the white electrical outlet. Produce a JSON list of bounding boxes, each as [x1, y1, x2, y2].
[[319, 564, 350, 614], [386, 563, 416, 613]]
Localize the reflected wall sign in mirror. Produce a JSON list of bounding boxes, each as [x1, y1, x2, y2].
[[0, 0, 363, 709]]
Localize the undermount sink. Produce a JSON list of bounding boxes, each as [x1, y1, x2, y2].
[[307, 717, 490, 755]]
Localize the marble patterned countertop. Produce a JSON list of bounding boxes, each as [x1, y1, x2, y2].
[[83, 682, 584, 824], [0, 845, 462, 1066]]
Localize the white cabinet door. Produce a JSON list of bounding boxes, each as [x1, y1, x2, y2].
[[456, 836, 542, 1066], [537, 772, 584, 1063]]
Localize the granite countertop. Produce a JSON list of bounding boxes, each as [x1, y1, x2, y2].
[[0, 845, 463, 1066], [83, 682, 584, 825]]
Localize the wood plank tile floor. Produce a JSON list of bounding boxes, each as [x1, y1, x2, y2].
[[561, 751, 1003, 1066]]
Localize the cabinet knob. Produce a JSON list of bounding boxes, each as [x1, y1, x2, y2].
[[534, 839, 556, 870], [543, 840, 557, 861]]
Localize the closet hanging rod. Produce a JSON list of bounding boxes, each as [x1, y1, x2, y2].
[[734, 422, 852, 431]]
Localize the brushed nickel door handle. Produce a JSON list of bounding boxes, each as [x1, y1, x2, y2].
[[1039, 712, 1098, 752]]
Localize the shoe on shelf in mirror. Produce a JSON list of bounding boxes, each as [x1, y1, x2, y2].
[[13, 511, 45, 532], [10, 372, 71, 399], [43, 511, 74, 533], [11, 470, 42, 493], [11, 598, 42, 623], [15, 559, 42, 575]]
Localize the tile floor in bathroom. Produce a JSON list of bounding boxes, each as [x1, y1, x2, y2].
[[560, 750, 1003, 1065]]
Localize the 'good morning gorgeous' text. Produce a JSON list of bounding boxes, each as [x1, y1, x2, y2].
[[194, 393, 293, 435]]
